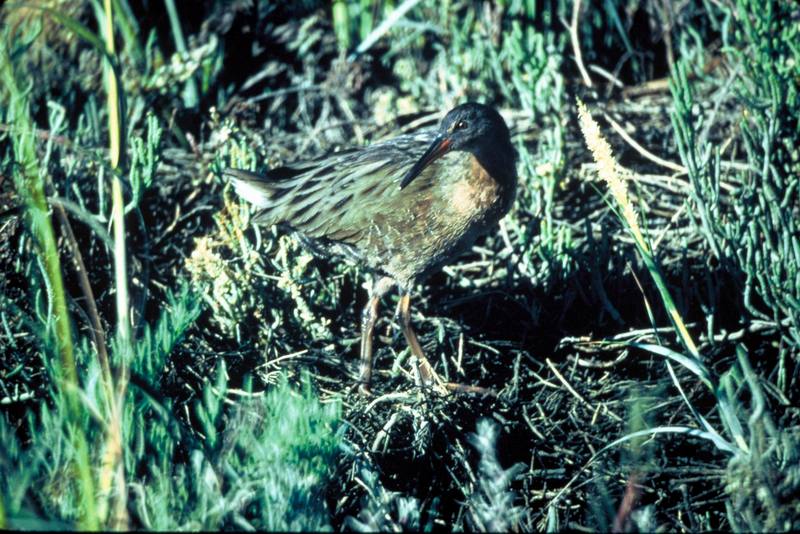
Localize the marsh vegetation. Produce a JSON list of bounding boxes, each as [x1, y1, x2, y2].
[[1, 0, 798, 530]]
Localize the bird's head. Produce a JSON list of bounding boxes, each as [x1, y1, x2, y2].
[[400, 103, 512, 189]]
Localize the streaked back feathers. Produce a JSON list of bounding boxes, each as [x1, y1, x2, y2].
[[224, 128, 437, 230]]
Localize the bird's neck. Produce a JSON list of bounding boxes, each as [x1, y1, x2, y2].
[[471, 141, 517, 188]]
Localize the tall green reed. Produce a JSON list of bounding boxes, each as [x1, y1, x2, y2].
[[1, 28, 99, 530], [577, 97, 748, 455]]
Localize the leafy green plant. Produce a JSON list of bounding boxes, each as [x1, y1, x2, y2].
[[344, 460, 429, 532], [578, 84, 799, 529], [1, 4, 344, 531], [3, 0, 799, 531], [136, 368, 341, 531], [465, 420, 525, 532], [1, 24, 98, 530], [671, 0, 800, 351]]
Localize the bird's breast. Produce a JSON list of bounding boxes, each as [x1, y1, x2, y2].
[[358, 151, 516, 285], [443, 153, 514, 224], [394, 153, 514, 279]]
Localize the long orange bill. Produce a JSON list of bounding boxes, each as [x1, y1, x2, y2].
[[399, 134, 452, 189]]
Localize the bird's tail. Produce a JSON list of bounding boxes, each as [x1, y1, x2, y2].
[[223, 169, 276, 209]]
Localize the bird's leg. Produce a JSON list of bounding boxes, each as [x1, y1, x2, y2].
[[396, 292, 448, 394], [397, 291, 499, 397], [357, 276, 395, 395], [357, 296, 379, 395]]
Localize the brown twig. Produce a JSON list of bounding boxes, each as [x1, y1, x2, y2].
[[568, 0, 593, 87], [612, 472, 643, 532], [601, 112, 686, 173], [52, 201, 112, 388], [546, 358, 622, 422]]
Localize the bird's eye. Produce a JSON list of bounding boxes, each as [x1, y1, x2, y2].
[[455, 120, 468, 130]]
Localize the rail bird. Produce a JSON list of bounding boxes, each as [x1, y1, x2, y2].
[[225, 102, 517, 394]]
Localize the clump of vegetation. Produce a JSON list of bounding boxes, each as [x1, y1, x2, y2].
[[1, 0, 798, 531]]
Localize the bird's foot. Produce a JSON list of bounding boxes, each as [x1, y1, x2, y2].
[[413, 358, 451, 396], [346, 377, 374, 397], [442, 382, 498, 397], [415, 359, 498, 397]]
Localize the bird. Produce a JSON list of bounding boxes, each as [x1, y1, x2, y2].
[[224, 102, 517, 395]]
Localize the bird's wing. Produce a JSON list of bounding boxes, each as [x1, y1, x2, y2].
[[224, 128, 437, 243]]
